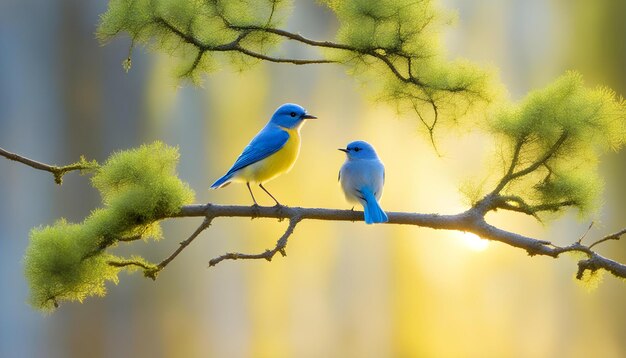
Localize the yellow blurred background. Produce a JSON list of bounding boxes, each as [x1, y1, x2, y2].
[[0, 0, 625, 357]]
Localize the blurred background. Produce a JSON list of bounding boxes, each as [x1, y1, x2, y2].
[[1, 0, 625, 357]]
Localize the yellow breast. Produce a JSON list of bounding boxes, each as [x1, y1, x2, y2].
[[234, 127, 301, 184]]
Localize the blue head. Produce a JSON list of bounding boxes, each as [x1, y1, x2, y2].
[[269, 103, 317, 129], [339, 140, 380, 160]]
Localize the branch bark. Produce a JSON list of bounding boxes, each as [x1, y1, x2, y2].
[[208, 215, 302, 267], [0, 146, 96, 184], [146, 16, 488, 139], [3, 145, 625, 282], [155, 17, 336, 66], [141, 203, 626, 281]]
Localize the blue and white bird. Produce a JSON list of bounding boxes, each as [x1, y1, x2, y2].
[[210, 103, 316, 206], [338, 140, 388, 224]]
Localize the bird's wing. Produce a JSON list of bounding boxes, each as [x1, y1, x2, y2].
[[225, 125, 290, 175]]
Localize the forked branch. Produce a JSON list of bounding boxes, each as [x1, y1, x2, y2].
[[208, 215, 302, 267], [122, 203, 626, 281], [144, 15, 483, 139], [5, 147, 626, 283], [0, 147, 97, 184]]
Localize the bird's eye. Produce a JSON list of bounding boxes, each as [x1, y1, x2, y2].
[[354, 147, 361, 152], [290, 112, 296, 117]]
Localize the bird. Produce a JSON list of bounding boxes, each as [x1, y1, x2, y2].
[[210, 103, 317, 206], [338, 140, 388, 224]]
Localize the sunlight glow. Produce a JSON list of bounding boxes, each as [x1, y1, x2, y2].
[[460, 232, 489, 251]]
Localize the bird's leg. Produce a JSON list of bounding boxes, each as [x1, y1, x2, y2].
[[259, 183, 282, 207], [246, 182, 262, 218], [246, 182, 259, 206]]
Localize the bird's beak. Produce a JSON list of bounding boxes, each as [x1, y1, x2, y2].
[[302, 114, 317, 119], [338, 148, 349, 153]]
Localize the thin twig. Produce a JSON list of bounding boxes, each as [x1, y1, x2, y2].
[[233, 45, 336, 65], [509, 132, 569, 181], [0, 147, 95, 184], [108, 259, 155, 271], [155, 17, 333, 66], [152, 17, 475, 139], [577, 222, 594, 244], [589, 228, 626, 249], [479, 132, 570, 212], [490, 195, 576, 218], [144, 217, 213, 279], [4, 144, 625, 281], [118, 235, 143, 242], [491, 138, 525, 195], [208, 216, 302, 267], [163, 203, 626, 280]]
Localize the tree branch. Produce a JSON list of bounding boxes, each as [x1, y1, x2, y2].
[[233, 45, 336, 65], [588, 228, 626, 249], [488, 132, 568, 198], [124, 203, 626, 281], [154, 17, 335, 68], [108, 258, 155, 271], [5, 145, 624, 282], [208, 215, 302, 266], [226, 25, 444, 89], [509, 131, 569, 181], [0, 146, 97, 184], [489, 195, 576, 218], [144, 217, 214, 280], [145, 18, 486, 140], [491, 138, 525, 195]]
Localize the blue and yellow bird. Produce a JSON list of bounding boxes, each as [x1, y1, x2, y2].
[[210, 103, 317, 205], [339, 140, 388, 224]]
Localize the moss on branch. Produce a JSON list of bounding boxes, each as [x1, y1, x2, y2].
[[23, 142, 194, 312], [97, 0, 499, 137]]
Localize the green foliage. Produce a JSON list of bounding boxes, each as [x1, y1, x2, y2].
[[24, 220, 121, 312], [97, 0, 289, 82], [24, 142, 194, 311], [92, 141, 194, 223], [98, 0, 498, 132], [108, 256, 159, 274], [324, 0, 499, 132], [52, 155, 99, 185], [323, 0, 446, 53], [92, 0, 626, 284], [484, 72, 626, 216], [96, 1, 626, 220], [577, 268, 604, 292]]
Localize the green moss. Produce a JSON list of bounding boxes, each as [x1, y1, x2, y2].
[[97, 0, 291, 81], [577, 268, 604, 292], [24, 220, 121, 312], [486, 72, 626, 218], [95, 141, 194, 230], [534, 168, 601, 215], [98, 0, 496, 128], [322, 0, 500, 133], [97, 0, 155, 41], [25, 142, 194, 311]]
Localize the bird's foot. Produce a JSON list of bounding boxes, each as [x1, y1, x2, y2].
[[273, 203, 287, 220], [250, 203, 261, 219]]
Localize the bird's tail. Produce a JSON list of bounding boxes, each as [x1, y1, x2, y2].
[[210, 172, 233, 189], [361, 188, 388, 224]]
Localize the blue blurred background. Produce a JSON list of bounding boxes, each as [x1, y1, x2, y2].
[[1, 0, 625, 357]]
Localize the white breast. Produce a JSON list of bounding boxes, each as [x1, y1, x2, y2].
[[339, 159, 385, 204]]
